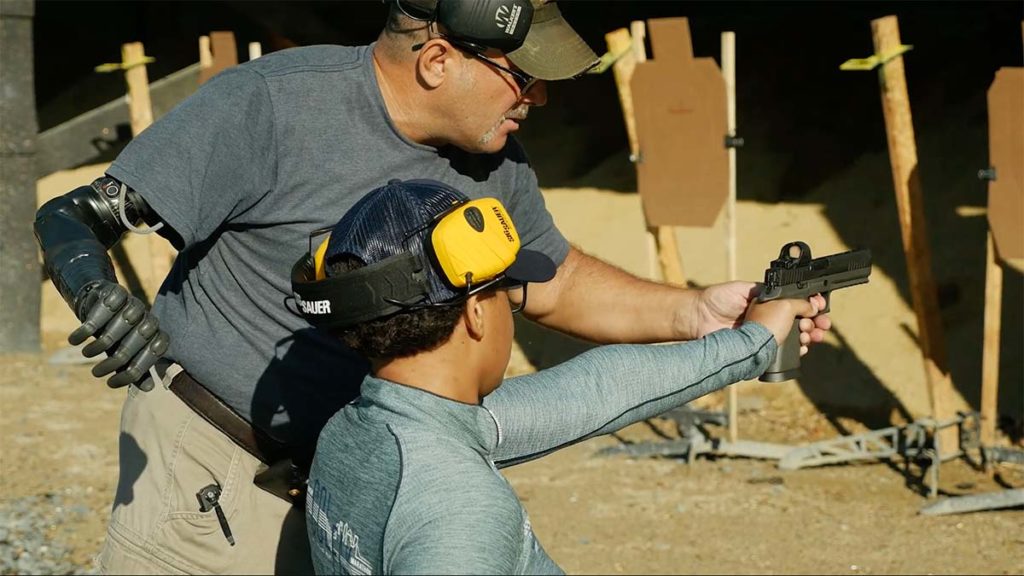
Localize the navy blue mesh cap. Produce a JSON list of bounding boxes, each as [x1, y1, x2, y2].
[[323, 178, 557, 314], [293, 178, 555, 330], [324, 179, 465, 305]]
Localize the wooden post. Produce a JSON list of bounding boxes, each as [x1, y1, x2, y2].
[[722, 31, 739, 443], [654, 228, 685, 286], [199, 35, 213, 69], [871, 16, 964, 455], [723, 33, 738, 286], [605, 28, 640, 158], [978, 21, 1021, 452], [121, 42, 176, 303], [630, 22, 663, 280], [630, 22, 666, 283], [198, 31, 239, 85], [980, 232, 1003, 449], [630, 21, 686, 287], [606, 26, 658, 280], [976, 21, 1023, 456], [122, 42, 154, 137], [630, 20, 647, 104], [636, 18, 686, 287]]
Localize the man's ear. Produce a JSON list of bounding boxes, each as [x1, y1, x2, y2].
[[464, 294, 486, 341], [416, 38, 455, 89]]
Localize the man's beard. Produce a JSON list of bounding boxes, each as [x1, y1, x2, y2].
[[478, 103, 530, 147]]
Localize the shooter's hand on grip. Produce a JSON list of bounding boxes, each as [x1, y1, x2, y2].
[[745, 296, 823, 350], [70, 280, 170, 390], [745, 294, 825, 382], [691, 281, 831, 341]]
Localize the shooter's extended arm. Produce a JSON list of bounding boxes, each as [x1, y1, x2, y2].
[[756, 241, 872, 382]]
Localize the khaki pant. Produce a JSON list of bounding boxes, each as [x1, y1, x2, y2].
[[98, 367, 312, 575]]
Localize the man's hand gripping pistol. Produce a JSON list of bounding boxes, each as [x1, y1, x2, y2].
[[756, 241, 872, 382]]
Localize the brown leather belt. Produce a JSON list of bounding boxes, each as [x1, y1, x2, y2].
[[168, 370, 288, 465]]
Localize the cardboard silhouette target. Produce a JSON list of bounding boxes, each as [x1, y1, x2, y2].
[[631, 18, 727, 228], [987, 66, 1023, 266]]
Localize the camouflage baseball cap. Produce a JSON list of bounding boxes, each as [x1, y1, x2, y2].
[[506, 0, 600, 81]]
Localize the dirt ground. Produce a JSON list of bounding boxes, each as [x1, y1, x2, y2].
[[2, 168, 1022, 574], [2, 356, 1023, 576]]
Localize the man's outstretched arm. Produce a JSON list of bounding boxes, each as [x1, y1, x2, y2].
[[522, 246, 831, 346], [487, 322, 774, 467], [488, 297, 819, 467]]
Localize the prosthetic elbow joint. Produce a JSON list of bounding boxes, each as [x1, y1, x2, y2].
[[33, 177, 155, 317]]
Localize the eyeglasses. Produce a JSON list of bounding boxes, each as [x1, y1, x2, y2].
[[465, 275, 527, 315], [443, 36, 538, 94], [384, 271, 528, 315], [507, 283, 527, 314]]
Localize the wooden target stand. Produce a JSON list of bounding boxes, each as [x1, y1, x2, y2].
[[94, 41, 173, 304], [600, 18, 1023, 506], [199, 31, 240, 85], [980, 55, 1023, 451], [766, 16, 1020, 510], [922, 25, 1024, 516], [603, 19, 788, 458]]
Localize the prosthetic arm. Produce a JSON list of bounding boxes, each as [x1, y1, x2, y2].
[[34, 177, 171, 390]]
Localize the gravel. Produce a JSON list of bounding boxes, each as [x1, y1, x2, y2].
[[0, 493, 97, 575]]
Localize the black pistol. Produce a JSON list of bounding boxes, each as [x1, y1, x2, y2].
[[756, 241, 872, 382]]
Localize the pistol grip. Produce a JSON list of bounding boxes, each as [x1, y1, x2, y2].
[[759, 321, 801, 382]]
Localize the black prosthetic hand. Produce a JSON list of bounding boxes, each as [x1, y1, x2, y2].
[[70, 281, 170, 390], [35, 179, 172, 390]]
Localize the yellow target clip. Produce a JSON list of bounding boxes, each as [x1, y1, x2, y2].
[[839, 45, 913, 71]]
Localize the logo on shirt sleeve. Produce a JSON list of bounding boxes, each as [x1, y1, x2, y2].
[[308, 480, 373, 575]]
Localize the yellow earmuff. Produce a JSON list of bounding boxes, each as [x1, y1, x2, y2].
[[430, 198, 520, 287], [293, 190, 530, 331], [313, 236, 331, 281], [305, 197, 519, 288]]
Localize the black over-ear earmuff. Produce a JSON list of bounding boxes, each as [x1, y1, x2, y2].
[[392, 0, 534, 53], [291, 251, 432, 330]]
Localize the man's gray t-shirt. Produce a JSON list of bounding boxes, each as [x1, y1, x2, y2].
[[106, 44, 568, 446], [308, 323, 776, 574]]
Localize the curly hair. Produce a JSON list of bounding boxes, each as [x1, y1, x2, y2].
[[327, 255, 463, 360]]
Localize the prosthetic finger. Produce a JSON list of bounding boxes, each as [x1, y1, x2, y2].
[[92, 314, 158, 376], [68, 285, 127, 345], [83, 298, 145, 358], [107, 332, 169, 390]]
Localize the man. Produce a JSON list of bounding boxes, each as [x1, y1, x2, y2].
[[300, 178, 822, 574], [34, 1, 830, 574]]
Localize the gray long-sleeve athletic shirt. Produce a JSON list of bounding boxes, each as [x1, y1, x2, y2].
[[307, 321, 776, 575]]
